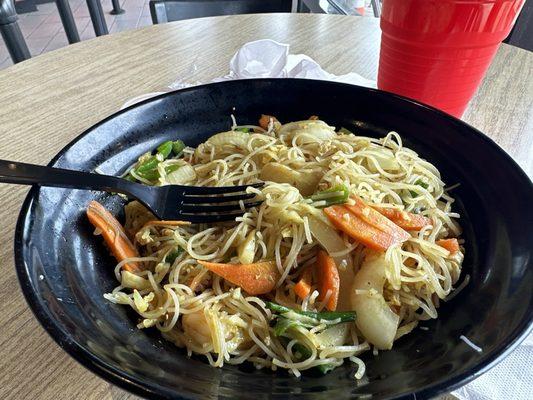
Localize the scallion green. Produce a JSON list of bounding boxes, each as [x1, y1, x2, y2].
[[308, 184, 350, 208], [157, 141, 173, 159], [172, 140, 186, 155], [266, 302, 356, 323], [409, 179, 429, 197]]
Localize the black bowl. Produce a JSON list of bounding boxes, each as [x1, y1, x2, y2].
[[15, 79, 533, 399]]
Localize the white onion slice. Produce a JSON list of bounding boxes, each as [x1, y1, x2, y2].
[[207, 130, 249, 148], [350, 252, 399, 350]]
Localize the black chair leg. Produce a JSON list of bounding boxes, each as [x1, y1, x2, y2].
[[370, 0, 381, 17], [0, 0, 31, 63], [86, 0, 109, 36], [55, 0, 80, 43], [1, 22, 31, 63], [110, 0, 125, 15]]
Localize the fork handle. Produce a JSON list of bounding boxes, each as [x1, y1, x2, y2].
[[0, 159, 143, 197]]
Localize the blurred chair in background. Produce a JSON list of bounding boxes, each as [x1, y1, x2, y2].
[[503, 0, 532, 51], [85, 0, 108, 36], [298, 0, 380, 17], [55, 0, 80, 43], [55, 0, 109, 45], [0, 0, 31, 63], [149, 0, 292, 24], [370, 0, 380, 17], [110, 0, 125, 15]]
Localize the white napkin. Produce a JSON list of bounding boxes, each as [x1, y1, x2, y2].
[[452, 333, 533, 400], [212, 39, 376, 87], [121, 39, 532, 400], [121, 39, 375, 109]]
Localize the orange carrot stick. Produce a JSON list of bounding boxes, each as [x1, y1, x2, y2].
[[324, 204, 409, 252], [436, 238, 460, 254], [344, 196, 411, 242], [293, 267, 313, 301], [372, 207, 431, 231], [259, 114, 278, 130], [316, 250, 340, 311], [324, 205, 394, 251], [86, 200, 142, 272], [197, 260, 279, 295]]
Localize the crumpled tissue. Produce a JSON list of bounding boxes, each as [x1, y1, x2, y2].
[[212, 39, 376, 86], [121, 39, 375, 109]]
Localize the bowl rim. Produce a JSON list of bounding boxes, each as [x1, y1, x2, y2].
[[13, 78, 533, 400]]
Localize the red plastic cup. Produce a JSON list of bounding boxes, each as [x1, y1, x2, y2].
[[377, 0, 525, 117]]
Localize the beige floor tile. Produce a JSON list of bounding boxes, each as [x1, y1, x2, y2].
[[104, 10, 117, 22], [0, 58, 14, 70], [74, 5, 92, 19], [79, 24, 97, 41], [140, 3, 151, 19], [109, 19, 139, 33], [28, 21, 63, 39], [0, 44, 9, 62], [137, 16, 153, 28], [18, 15, 47, 37], [43, 32, 70, 53], [76, 17, 94, 33], [28, 37, 53, 56], [125, 0, 146, 8], [43, 12, 62, 24]]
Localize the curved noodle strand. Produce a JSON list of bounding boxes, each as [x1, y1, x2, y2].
[[104, 118, 464, 379]]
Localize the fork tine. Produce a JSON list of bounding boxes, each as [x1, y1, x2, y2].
[[182, 192, 256, 204], [179, 182, 264, 195], [177, 212, 246, 224], [179, 201, 262, 213]]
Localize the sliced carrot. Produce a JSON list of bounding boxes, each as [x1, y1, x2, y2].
[[293, 267, 313, 301], [259, 114, 278, 130], [197, 260, 279, 295], [372, 206, 431, 231], [436, 238, 460, 254], [316, 250, 340, 311], [87, 200, 142, 272], [345, 196, 411, 242], [324, 204, 409, 252]]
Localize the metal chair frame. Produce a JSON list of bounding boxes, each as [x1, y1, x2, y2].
[[149, 0, 293, 24], [0, 0, 31, 63], [54, 0, 109, 45]]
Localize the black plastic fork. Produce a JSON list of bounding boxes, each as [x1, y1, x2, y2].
[[0, 160, 263, 223]]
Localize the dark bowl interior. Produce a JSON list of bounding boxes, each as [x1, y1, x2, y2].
[[15, 79, 533, 399]]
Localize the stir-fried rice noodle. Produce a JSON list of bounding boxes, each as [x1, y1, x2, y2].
[[102, 118, 464, 378]]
